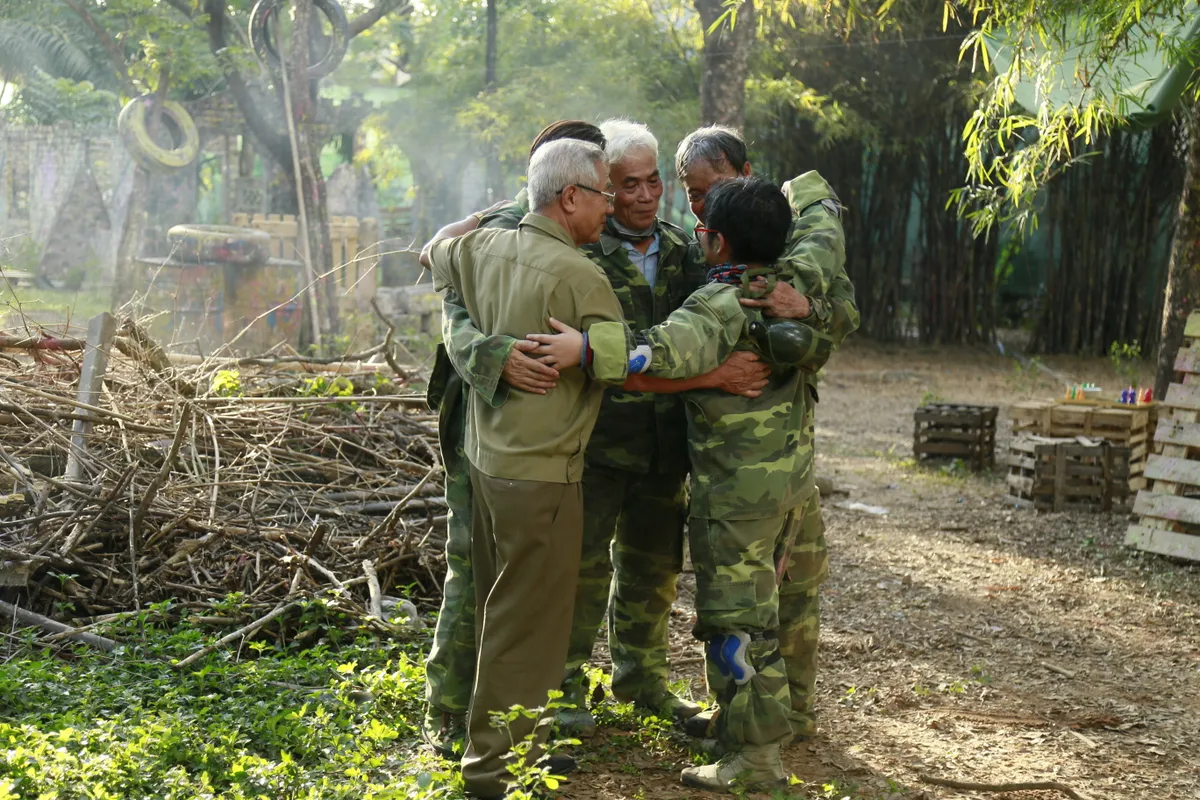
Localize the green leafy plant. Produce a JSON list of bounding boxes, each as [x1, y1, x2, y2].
[[0, 617, 454, 799], [210, 369, 243, 397], [299, 375, 359, 414], [1109, 340, 1143, 389], [488, 692, 579, 798]]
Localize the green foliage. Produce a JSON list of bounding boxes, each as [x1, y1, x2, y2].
[[2, 68, 120, 126], [938, 457, 968, 478], [333, 0, 700, 238], [757, 0, 1195, 239], [487, 691, 579, 797], [0, 612, 463, 799], [1109, 339, 1143, 387], [0, 17, 105, 84], [210, 369, 244, 397]]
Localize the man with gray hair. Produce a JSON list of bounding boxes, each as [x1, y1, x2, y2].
[[555, 118, 771, 735], [673, 124, 860, 756], [420, 138, 626, 799]]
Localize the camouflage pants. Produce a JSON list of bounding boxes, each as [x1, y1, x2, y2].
[[691, 489, 828, 747], [561, 463, 688, 707], [424, 377, 476, 717]]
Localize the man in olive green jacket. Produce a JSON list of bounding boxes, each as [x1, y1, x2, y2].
[[421, 139, 625, 800], [421, 122, 605, 757]]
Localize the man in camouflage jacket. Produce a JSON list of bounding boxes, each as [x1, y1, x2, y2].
[[675, 126, 859, 745], [525, 176, 840, 792]]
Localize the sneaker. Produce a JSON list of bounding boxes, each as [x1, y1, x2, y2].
[[680, 744, 787, 793], [421, 707, 466, 759]]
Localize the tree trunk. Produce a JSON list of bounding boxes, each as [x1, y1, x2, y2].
[[694, 0, 754, 128], [285, 0, 337, 345], [484, 0, 504, 202], [112, 70, 171, 311], [1156, 100, 1200, 399]]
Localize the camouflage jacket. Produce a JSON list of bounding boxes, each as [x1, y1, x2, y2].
[[780, 171, 859, 353], [424, 190, 530, 414], [587, 283, 812, 521], [579, 220, 708, 475], [476, 187, 530, 230]]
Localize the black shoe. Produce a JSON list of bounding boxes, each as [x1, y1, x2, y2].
[[536, 752, 577, 776], [683, 709, 717, 739]]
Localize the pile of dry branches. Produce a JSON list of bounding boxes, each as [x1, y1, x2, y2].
[[0, 314, 446, 644]]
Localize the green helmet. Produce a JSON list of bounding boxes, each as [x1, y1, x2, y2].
[[749, 318, 833, 373]]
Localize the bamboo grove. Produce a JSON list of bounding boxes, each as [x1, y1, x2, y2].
[[745, 6, 1187, 352]]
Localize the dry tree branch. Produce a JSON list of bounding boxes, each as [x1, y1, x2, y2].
[[918, 774, 1094, 800]]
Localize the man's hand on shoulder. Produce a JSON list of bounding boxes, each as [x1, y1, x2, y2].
[[739, 278, 812, 319], [503, 340, 560, 394]]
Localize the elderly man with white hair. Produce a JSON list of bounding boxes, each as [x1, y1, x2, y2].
[[553, 119, 771, 736], [421, 138, 626, 799]]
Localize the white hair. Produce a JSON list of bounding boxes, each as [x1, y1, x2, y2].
[[599, 118, 658, 167], [527, 139, 607, 210]]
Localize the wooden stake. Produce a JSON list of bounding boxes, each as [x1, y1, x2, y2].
[[275, 8, 323, 347], [64, 312, 118, 482]]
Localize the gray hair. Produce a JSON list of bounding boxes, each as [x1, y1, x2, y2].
[[527, 139, 607, 210], [674, 125, 749, 178], [599, 118, 658, 166]]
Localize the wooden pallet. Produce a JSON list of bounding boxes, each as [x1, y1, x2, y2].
[[1127, 311, 1200, 561], [1007, 435, 1131, 512], [1010, 400, 1152, 490], [914, 403, 997, 471]]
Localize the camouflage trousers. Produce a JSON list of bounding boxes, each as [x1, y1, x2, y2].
[[691, 489, 828, 747], [424, 378, 476, 717], [560, 463, 688, 707]]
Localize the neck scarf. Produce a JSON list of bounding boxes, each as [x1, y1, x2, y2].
[[707, 263, 750, 285], [607, 215, 658, 243]]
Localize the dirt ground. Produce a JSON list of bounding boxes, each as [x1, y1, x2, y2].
[[564, 341, 1200, 800]]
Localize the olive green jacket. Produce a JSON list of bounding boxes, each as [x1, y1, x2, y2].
[[428, 213, 624, 483]]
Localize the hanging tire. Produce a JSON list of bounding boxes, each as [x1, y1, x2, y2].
[[249, 0, 349, 80], [117, 96, 200, 172], [167, 225, 272, 266]]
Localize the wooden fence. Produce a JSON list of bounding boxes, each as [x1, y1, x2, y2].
[[231, 213, 380, 314]]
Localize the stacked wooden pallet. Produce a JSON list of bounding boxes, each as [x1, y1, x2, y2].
[[1010, 401, 1153, 489], [1007, 435, 1131, 512], [1127, 312, 1200, 561], [913, 403, 997, 471]]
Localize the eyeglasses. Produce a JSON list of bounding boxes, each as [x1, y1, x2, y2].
[[558, 183, 616, 203], [694, 223, 718, 240]]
